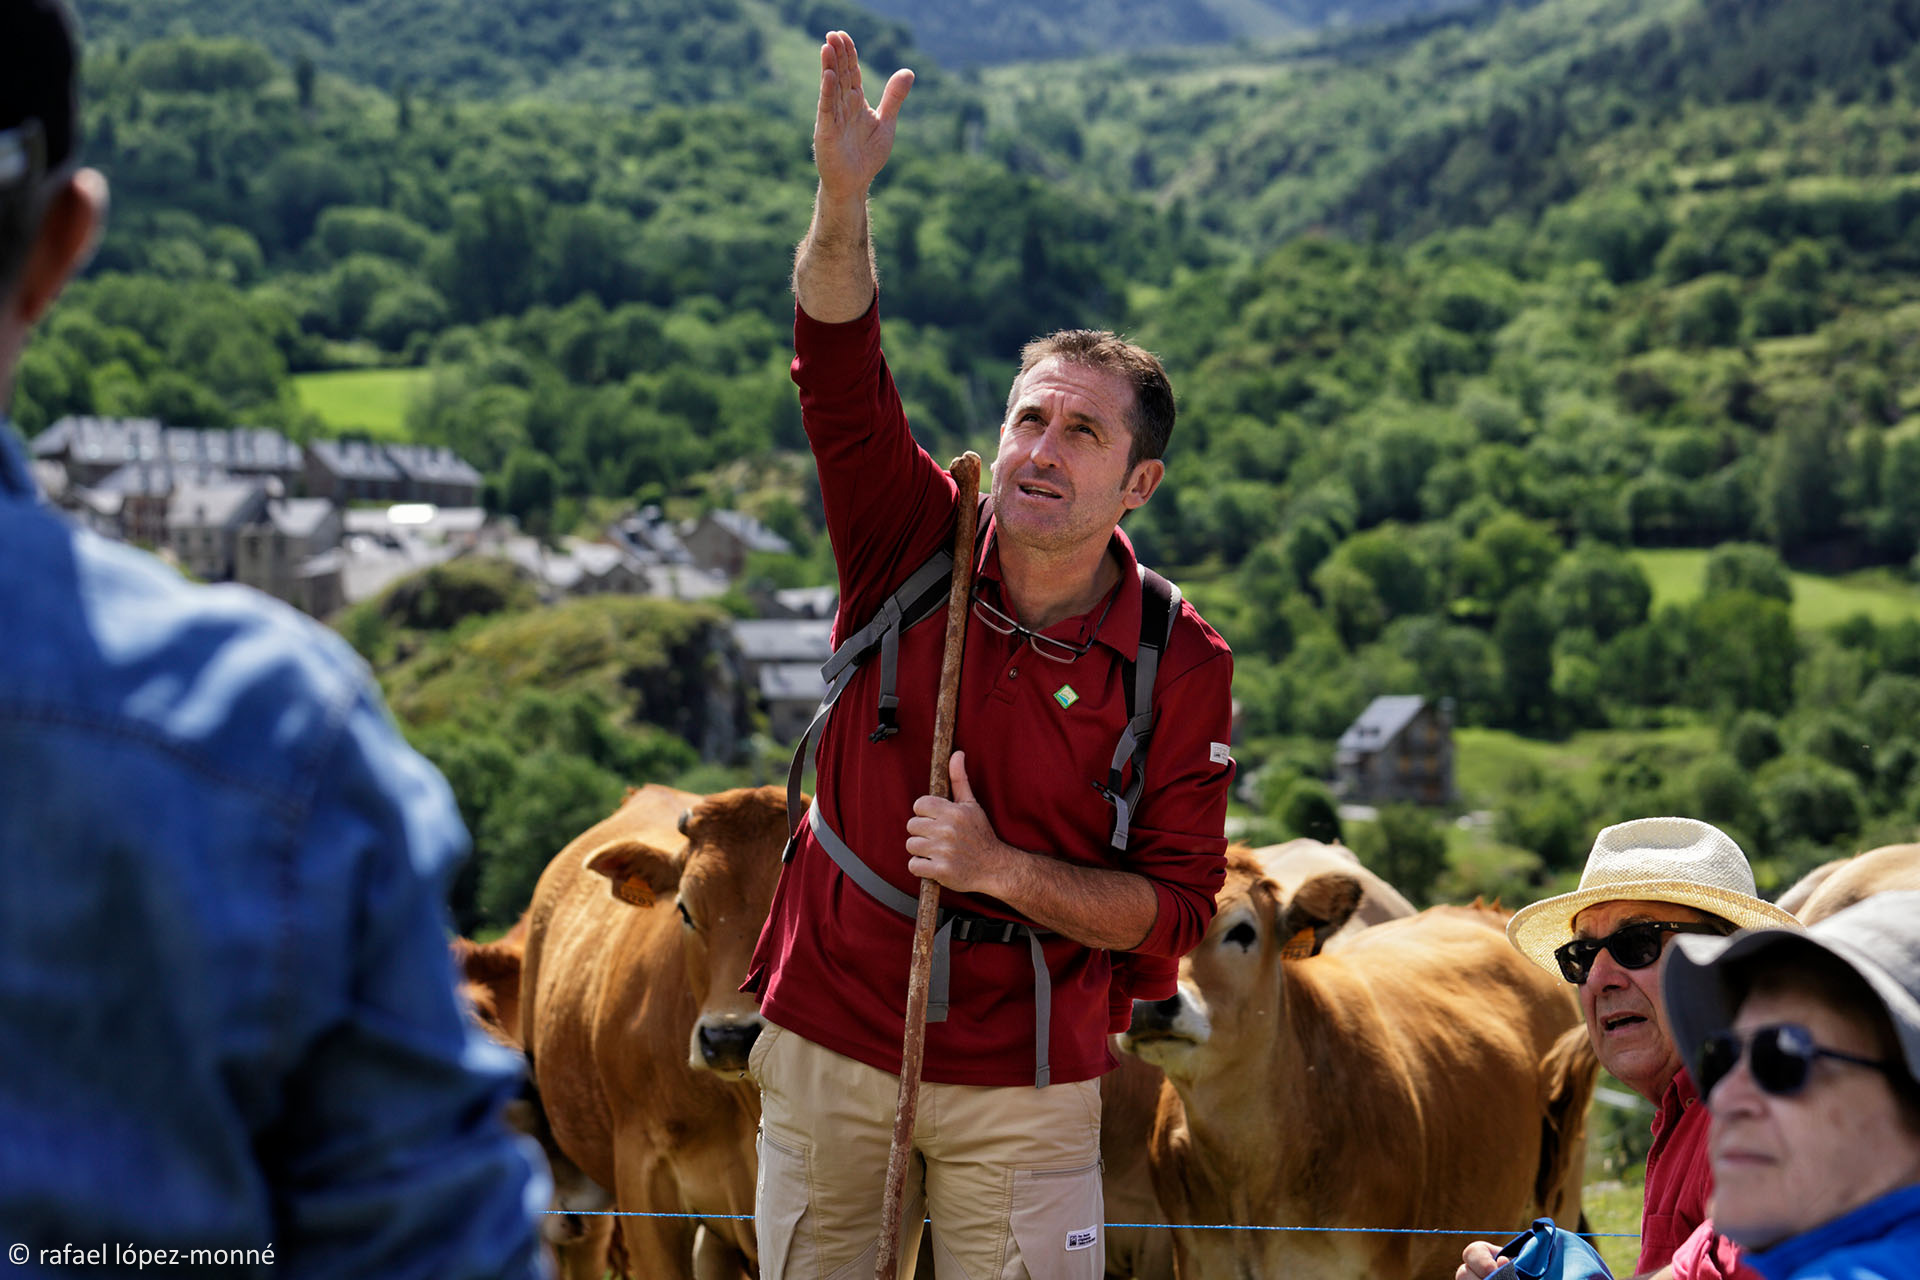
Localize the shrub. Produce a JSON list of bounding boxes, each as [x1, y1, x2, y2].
[[1758, 756, 1865, 847], [1356, 805, 1449, 905], [1279, 779, 1343, 846], [1727, 711, 1785, 772]]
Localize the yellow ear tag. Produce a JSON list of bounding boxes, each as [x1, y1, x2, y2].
[[615, 878, 654, 908], [1280, 927, 1317, 960]]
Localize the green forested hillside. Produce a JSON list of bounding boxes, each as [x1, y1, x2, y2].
[[74, 0, 916, 101], [976, 0, 1920, 243], [21, 0, 1920, 920], [854, 0, 1477, 68]]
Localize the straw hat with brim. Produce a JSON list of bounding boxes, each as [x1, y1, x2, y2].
[[1507, 816, 1800, 978], [1663, 890, 1920, 1093]]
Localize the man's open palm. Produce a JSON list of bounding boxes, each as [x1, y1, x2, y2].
[[814, 30, 913, 200]]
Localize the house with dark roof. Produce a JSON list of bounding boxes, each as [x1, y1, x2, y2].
[[168, 479, 271, 582], [759, 662, 828, 742], [384, 444, 484, 508], [732, 619, 832, 742], [731, 619, 833, 671], [609, 505, 694, 566], [95, 461, 244, 548], [765, 584, 839, 620], [683, 509, 794, 578], [236, 498, 344, 609], [1334, 695, 1455, 806], [32, 416, 166, 485], [32, 418, 302, 489], [304, 439, 405, 504]]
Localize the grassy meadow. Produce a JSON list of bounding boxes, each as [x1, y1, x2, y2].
[[1633, 549, 1920, 629], [292, 369, 433, 441]]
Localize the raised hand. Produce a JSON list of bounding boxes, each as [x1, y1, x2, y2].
[[813, 30, 914, 202]]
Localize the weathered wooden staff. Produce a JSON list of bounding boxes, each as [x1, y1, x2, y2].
[[875, 451, 983, 1280]]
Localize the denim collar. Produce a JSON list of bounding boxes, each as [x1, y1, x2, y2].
[[0, 418, 36, 499], [1750, 1182, 1920, 1277]]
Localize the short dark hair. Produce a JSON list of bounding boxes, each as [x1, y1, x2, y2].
[[1010, 330, 1175, 472], [0, 0, 80, 297]]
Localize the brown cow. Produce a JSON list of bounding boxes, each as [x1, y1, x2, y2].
[[1249, 838, 1419, 942], [1792, 842, 1920, 923], [1121, 853, 1592, 1280], [454, 924, 615, 1280], [1099, 841, 1419, 1280], [519, 783, 789, 1280], [1775, 856, 1845, 918]]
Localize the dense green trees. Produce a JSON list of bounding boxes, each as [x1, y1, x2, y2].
[[22, 0, 1920, 919]]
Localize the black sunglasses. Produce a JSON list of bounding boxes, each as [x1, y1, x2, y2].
[[1698, 1022, 1897, 1098], [1554, 920, 1725, 985]]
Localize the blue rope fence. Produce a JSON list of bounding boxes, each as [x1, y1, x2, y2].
[[541, 1210, 1638, 1237]]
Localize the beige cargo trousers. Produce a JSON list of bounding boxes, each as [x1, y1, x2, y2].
[[749, 1021, 1105, 1280]]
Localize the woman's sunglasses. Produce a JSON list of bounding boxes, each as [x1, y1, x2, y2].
[[1553, 920, 1725, 985], [1698, 1022, 1896, 1098]]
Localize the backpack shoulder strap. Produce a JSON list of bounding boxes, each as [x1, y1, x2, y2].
[[1101, 566, 1179, 852], [783, 495, 992, 843]]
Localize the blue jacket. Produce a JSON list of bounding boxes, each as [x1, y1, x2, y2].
[[0, 425, 549, 1278], [1748, 1183, 1920, 1280]]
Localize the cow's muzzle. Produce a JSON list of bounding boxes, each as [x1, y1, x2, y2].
[[1117, 987, 1210, 1071], [694, 1016, 764, 1074], [1128, 995, 1184, 1036]]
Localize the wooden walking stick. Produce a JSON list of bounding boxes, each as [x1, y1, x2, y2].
[[875, 451, 983, 1280]]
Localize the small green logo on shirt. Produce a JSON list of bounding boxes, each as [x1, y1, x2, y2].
[[1053, 684, 1079, 709]]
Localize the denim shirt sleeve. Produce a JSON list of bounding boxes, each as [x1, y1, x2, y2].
[[261, 683, 553, 1280], [0, 488, 551, 1278]]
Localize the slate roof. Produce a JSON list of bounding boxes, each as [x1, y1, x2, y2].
[[385, 444, 483, 485], [167, 479, 268, 530], [95, 461, 234, 496], [33, 419, 300, 473], [732, 619, 833, 665], [705, 509, 793, 555], [1336, 695, 1429, 754], [612, 505, 693, 564], [772, 585, 839, 619], [268, 498, 337, 539], [308, 439, 402, 482], [760, 662, 828, 702]]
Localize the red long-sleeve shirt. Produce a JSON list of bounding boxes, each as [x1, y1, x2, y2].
[[745, 300, 1235, 1087], [1644, 1071, 1760, 1279]]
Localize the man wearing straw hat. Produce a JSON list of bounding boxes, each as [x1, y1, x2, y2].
[[1459, 817, 1800, 1280]]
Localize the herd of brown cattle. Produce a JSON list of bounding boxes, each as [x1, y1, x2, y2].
[[453, 786, 1920, 1280]]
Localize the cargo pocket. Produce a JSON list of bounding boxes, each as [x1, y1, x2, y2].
[[755, 1126, 811, 1280], [747, 1020, 782, 1088], [1005, 1159, 1103, 1280]]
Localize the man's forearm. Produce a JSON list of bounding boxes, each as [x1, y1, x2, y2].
[[793, 185, 876, 323], [992, 852, 1159, 952]]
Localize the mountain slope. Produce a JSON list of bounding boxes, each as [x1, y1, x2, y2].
[[854, 0, 1483, 67], [73, 0, 918, 101], [973, 0, 1920, 247]]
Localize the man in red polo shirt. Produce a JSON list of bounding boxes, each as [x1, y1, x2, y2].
[[1456, 818, 1801, 1280], [743, 29, 1235, 1280]]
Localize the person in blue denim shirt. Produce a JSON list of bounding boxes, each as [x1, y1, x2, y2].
[[0, 3, 551, 1275], [1663, 892, 1920, 1280]]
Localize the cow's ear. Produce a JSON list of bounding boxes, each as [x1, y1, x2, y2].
[[453, 935, 524, 992], [1278, 870, 1363, 956], [584, 840, 683, 909]]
